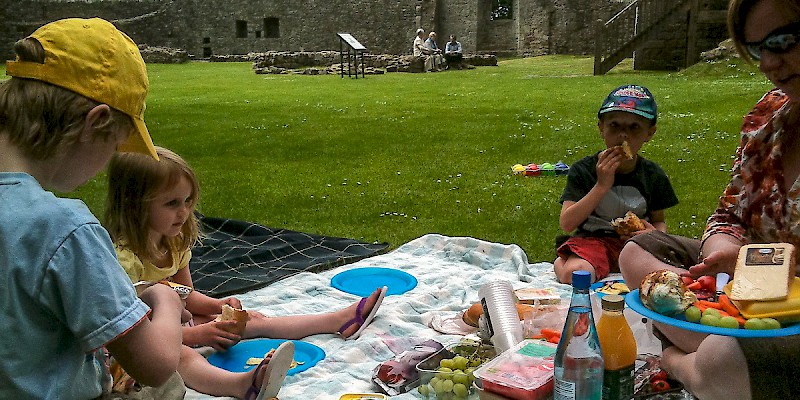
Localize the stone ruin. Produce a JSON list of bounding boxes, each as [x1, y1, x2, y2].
[[249, 51, 497, 74]]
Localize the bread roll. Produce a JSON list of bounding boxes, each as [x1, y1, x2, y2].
[[611, 211, 645, 236], [218, 304, 249, 334], [461, 302, 536, 327], [621, 140, 634, 159]]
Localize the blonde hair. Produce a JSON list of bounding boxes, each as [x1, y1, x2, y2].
[[105, 146, 201, 262], [0, 37, 133, 160], [728, 0, 800, 61]]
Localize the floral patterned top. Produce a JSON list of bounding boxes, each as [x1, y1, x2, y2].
[[703, 89, 800, 249]]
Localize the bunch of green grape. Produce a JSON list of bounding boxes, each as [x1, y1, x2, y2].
[[417, 354, 487, 399]]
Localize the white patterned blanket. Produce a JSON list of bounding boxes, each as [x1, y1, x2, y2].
[[184, 234, 604, 400]]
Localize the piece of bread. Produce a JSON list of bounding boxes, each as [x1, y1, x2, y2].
[[611, 211, 645, 236], [461, 302, 536, 327], [218, 304, 249, 334], [620, 140, 634, 159], [639, 269, 697, 316]]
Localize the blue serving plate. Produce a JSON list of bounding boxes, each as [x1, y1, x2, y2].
[[626, 289, 800, 338], [331, 267, 417, 297], [207, 339, 324, 374]]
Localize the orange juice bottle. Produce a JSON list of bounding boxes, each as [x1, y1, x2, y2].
[[596, 294, 637, 400]]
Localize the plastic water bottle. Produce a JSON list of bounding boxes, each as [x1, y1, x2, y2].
[[477, 280, 524, 353], [554, 271, 604, 400]]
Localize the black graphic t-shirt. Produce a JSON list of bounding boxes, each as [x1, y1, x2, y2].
[[559, 151, 679, 235]]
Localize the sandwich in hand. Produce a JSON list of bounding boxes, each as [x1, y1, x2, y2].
[[217, 304, 249, 335], [620, 140, 634, 159], [611, 211, 646, 236]]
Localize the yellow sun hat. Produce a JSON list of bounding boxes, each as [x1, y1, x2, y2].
[[5, 18, 157, 160]]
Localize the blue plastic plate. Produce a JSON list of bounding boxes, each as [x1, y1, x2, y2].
[[207, 339, 325, 374], [331, 267, 417, 297], [590, 279, 629, 299], [626, 289, 800, 338]]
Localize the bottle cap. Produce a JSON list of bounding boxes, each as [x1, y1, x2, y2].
[[601, 294, 625, 311], [572, 270, 591, 289]]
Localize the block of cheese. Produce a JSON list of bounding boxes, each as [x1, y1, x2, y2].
[[730, 243, 795, 301]]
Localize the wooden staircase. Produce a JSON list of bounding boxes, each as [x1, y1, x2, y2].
[[594, 0, 694, 75]]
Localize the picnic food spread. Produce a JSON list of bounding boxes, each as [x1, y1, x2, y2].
[[636, 268, 800, 331], [610, 211, 645, 236]]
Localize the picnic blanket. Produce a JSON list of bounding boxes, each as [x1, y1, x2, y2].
[[185, 233, 663, 400], [189, 214, 389, 297]]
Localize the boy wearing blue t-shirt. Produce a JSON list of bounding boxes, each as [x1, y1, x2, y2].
[[554, 85, 678, 284], [0, 18, 185, 398]]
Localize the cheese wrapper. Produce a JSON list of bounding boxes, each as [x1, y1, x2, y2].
[[730, 243, 795, 301]]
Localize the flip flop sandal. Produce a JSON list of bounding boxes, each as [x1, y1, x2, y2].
[[243, 341, 295, 400], [338, 286, 388, 340]]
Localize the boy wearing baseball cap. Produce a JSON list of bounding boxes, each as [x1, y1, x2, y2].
[[0, 18, 184, 398], [553, 84, 679, 284]]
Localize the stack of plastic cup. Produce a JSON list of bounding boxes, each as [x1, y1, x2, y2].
[[477, 280, 524, 353]]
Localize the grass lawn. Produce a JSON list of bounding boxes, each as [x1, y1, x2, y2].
[[0, 56, 774, 263]]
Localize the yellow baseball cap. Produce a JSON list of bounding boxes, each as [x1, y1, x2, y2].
[[5, 18, 157, 160]]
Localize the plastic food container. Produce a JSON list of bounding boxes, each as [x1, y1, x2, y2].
[[474, 381, 513, 400], [415, 340, 497, 399], [472, 339, 556, 400]]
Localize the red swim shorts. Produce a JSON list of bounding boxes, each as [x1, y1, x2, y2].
[[556, 235, 625, 280]]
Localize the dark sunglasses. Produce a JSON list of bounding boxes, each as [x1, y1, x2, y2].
[[744, 22, 800, 60]]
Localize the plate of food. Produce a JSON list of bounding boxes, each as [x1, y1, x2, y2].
[[591, 279, 630, 299], [626, 289, 800, 338], [331, 267, 417, 297], [207, 338, 325, 374]]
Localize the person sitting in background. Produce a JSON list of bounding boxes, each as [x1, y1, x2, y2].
[[424, 32, 444, 71], [444, 34, 463, 69], [413, 28, 435, 72]]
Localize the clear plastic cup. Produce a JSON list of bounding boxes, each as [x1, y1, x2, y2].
[[478, 280, 524, 353]]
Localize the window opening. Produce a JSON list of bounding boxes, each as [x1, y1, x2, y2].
[[236, 20, 247, 38], [264, 18, 280, 38], [491, 0, 512, 20]]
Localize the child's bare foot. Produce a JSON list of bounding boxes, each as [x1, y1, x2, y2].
[[240, 341, 294, 400], [337, 286, 388, 340]]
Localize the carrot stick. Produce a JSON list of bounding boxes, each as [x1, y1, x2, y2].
[[694, 301, 710, 312], [541, 328, 561, 338], [718, 295, 741, 318], [697, 300, 723, 310]]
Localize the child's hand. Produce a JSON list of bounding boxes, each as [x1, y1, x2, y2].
[[139, 283, 183, 313], [623, 219, 656, 240], [596, 148, 625, 188], [183, 321, 242, 351], [220, 296, 243, 311]]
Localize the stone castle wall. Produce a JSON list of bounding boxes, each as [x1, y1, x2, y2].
[[2, 0, 727, 71]]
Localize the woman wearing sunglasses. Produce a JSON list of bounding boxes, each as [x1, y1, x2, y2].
[[618, 1, 800, 399]]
